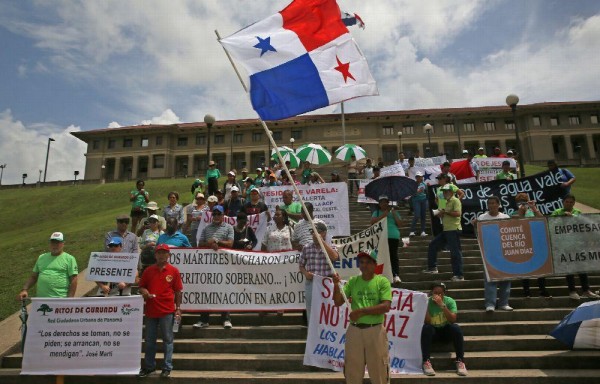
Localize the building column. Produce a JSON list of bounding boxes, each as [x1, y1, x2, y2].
[[564, 135, 573, 160], [131, 156, 138, 180], [188, 154, 194, 177], [114, 157, 121, 180], [586, 134, 596, 160], [244, 152, 251, 170]]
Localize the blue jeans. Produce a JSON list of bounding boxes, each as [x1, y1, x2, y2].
[[305, 279, 314, 325], [484, 274, 511, 308], [427, 230, 463, 276], [411, 199, 427, 233], [144, 313, 174, 371]]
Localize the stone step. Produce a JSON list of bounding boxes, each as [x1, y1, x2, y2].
[[398, 277, 600, 291]]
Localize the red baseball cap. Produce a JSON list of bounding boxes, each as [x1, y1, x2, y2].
[[155, 244, 171, 253]]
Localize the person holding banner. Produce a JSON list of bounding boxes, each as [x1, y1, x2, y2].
[[280, 190, 303, 223], [262, 207, 294, 252], [421, 282, 467, 376], [95, 236, 138, 296], [550, 194, 599, 300], [371, 195, 403, 284], [332, 250, 391, 384], [474, 147, 487, 158], [547, 160, 576, 194], [472, 196, 513, 312], [232, 212, 258, 250], [18, 232, 78, 299], [299, 222, 339, 326], [512, 193, 551, 298], [495, 160, 517, 180], [138, 244, 183, 378], [242, 188, 269, 217]]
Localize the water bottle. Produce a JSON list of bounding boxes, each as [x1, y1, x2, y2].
[[173, 316, 181, 333]]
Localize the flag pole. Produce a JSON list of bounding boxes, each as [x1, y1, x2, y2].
[[216, 29, 351, 308]]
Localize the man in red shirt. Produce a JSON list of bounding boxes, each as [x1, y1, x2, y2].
[[138, 244, 183, 378]]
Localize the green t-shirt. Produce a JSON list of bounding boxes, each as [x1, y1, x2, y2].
[[436, 184, 459, 210], [428, 295, 457, 328], [443, 196, 462, 231], [33, 252, 79, 298], [551, 208, 582, 216], [206, 168, 221, 179], [371, 209, 400, 239], [343, 274, 392, 325], [130, 189, 149, 209], [496, 171, 517, 180], [280, 202, 302, 221], [512, 209, 535, 218]]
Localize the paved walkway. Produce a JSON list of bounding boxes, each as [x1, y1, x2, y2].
[[575, 202, 599, 213]]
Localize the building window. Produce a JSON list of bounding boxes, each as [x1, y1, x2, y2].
[[484, 122, 495, 131], [177, 136, 188, 146], [569, 116, 580, 125], [443, 123, 454, 133], [550, 117, 559, 126], [141, 137, 149, 147], [402, 125, 414, 135], [156, 136, 163, 145], [553, 142, 559, 154], [463, 122, 475, 132], [214, 134, 225, 144], [291, 130, 302, 139], [123, 138, 133, 148], [108, 139, 116, 149], [252, 132, 263, 142], [505, 121, 515, 130], [591, 115, 598, 124], [153, 154, 165, 169], [92, 140, 100, 150], [382, 125, 394, 135], [234, 133, 244, 143], [272, 130, 283, 140], [195, 135, 206, 145], [532, 116, 541, 126]]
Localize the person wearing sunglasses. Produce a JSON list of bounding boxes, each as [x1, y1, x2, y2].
[[105, 214, 139, 254]]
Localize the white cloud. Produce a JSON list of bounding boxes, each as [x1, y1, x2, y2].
[[0, 109, 87, 185], [139, 109, 181, 125], [107, 121, 122, 128], [17, 64, 27, 78]]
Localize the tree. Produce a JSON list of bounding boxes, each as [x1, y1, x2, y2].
[[37, 304, 53, 316]]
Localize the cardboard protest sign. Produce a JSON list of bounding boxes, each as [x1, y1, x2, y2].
[[22, 296, 143, 375], [548, 213, 600, 275]]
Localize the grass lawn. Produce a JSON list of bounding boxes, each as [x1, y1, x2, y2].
[[525, 165, 600, 209]]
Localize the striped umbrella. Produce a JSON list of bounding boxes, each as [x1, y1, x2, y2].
[[295, 143, 332, 165], [335, 144, 367, 161], [271, 146, 301, 168]]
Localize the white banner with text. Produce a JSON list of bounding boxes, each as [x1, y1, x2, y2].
[[195, 211, 269, 250], [86, 252, 139, 284]]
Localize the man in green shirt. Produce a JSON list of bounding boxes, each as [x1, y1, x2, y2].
[[333, 250, 391, 384], [421, 282, 467, 376], [424, 185, 464, 281], [279, 190, 303, 222], [495, 160, 517, 180], [18, 232, 78, 299]]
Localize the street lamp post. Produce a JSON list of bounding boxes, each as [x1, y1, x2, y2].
[[38, 170, 42, 183], [204, 114, 215, 169], [290, 137, 295, 150], [505, 94, 526, 178], [22, 173, 27, 186], [43, 137, 55, 183], [230, 126, 234, 171], [424, 123, 432, 157], [0, 164, 6, 186], [74, 170, 79, 183], [397, 131, 403, 154], [101, 164, 106, 184], [267, 130, 273, 168]]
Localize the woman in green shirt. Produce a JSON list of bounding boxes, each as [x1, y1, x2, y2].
[[206, 161, 221, 196], [371, 195, 403, 284]]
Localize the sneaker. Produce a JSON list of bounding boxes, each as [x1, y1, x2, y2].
[[456, 360, 468, 376], [160, 370, 171, 378], [223, 320, 233, 329], [569, 291, 581, 300], [422, 360, 435, 376], [582, 290, 600, 299], [451, 276, 465, 282], [498, 305, 513, 311], [420, 232, 428, 237], [485, 306, 495, 312], [393, 275, 402, 284], [409, 232, 416, 237], [422, 268, 439, 274], [192, 321, 209, 329], [138, 368, 156, 378]]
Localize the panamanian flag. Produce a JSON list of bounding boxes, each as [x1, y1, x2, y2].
[[220, 0, 378, 121]]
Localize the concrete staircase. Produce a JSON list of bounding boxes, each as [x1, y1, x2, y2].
[[2, 199, 600, 383]]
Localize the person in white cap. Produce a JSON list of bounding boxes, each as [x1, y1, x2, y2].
[[474, 147, 487, 159], [410, 172, 428, 237], [223, 170, 241, 201], [224, 185, 244, 217], [137, 201, 166, 234], [18, 232, 78, 299]]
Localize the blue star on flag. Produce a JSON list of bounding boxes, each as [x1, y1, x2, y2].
[[254, 36, 276, 56], [424, 171, 432, 181]]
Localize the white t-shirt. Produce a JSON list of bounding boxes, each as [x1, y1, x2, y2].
[[477, 212, 510, 221]]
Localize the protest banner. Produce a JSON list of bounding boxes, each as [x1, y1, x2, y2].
[[170, 248, 305, 311], [260, 182, 350, 236], [85, 252, 139, 284], [356, 163, 406, 203], [332, 218, 392, 281], [379, 163, 405, 177], [548, 214, 600, 275], [303, 276, 427, 374], [473, 158, 517, 182], [429, 170, 569, 235], [357, 179, 377, 204], [196, 211, 269, 250], [477, 218, 553, 281], [21, 296, 143, 375]]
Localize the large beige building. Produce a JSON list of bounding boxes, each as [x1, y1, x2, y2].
[[72, 101, 600, 181]]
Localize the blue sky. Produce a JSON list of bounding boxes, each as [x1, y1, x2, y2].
[[1, 0, 600, 183]]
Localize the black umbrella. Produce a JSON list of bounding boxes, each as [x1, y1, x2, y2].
[[365, 176, 418, 202]]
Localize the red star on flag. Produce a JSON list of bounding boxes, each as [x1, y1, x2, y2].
[[334, 55, 356, 83]]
